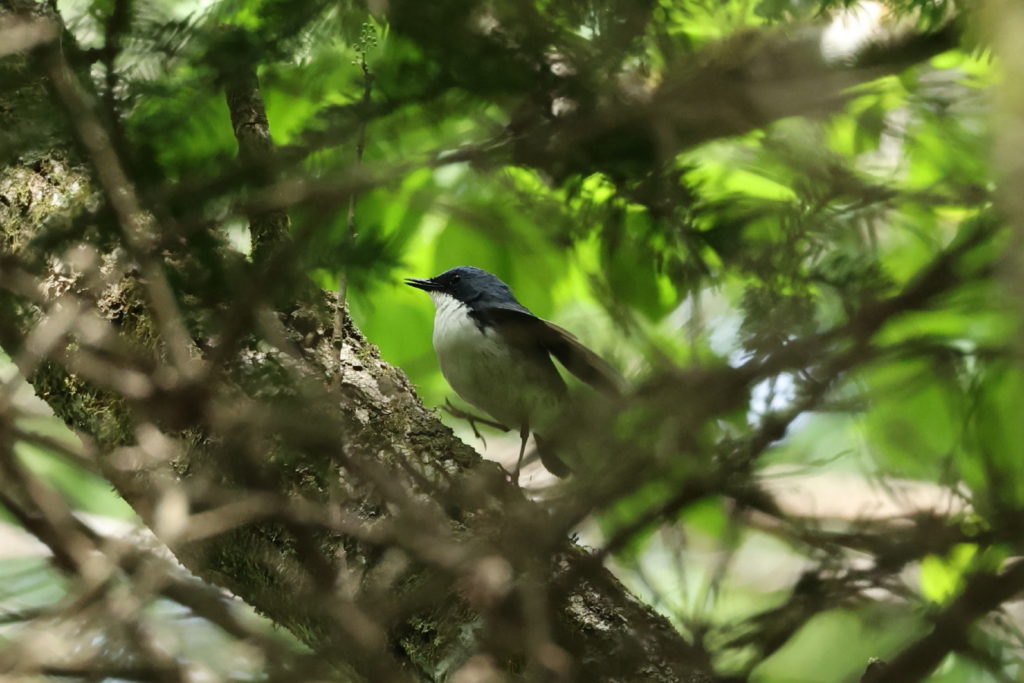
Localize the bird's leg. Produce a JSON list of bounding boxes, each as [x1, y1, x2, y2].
[[442, 399, 510, 447], [513, 424, 530, 485]]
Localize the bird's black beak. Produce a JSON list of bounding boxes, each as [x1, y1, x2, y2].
[[405, 277, 442, 292]]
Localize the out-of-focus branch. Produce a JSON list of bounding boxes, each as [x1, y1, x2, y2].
[[0, 14, 57, 56], [36, 665, 184, 681], [152, 13, 963, 230], [390, 0, 961, 181], [870, 559, 1024, 682], [38, 40, 197, 376], [0, 436, 191, 681], [566, 215, 995, 568], [0, 421, 322, 680]]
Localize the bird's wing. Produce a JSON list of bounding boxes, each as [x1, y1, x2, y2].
[[479, 304, 623, 395]]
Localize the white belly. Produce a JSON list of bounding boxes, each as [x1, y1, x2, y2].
[[430, 294, 563, 430]]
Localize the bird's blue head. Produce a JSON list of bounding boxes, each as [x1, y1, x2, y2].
[[405, 266, 520, 307]]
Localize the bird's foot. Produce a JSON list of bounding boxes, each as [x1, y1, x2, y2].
[[500, 466, 527, 489], [512, 427, 529, 488], [442, 399, 510, 446]]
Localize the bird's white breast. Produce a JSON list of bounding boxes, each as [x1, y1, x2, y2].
[[429, 292, 562, 430]]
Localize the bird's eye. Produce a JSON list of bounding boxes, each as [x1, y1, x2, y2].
[[451, 274, 461, 283]]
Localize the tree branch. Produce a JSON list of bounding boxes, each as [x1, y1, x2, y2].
[[870, 560, 1024, 682], [221, 31, 289, 263]]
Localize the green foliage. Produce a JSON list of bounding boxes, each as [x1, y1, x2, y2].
[[920, 543, 979, 603]]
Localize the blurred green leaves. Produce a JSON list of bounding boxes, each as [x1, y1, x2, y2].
[[920, 543, 979, 604]]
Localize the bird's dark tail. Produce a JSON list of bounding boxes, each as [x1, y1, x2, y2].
[[534, 434, 572, 478]]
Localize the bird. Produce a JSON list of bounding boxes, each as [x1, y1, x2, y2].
[[406, 265, 621, 480]]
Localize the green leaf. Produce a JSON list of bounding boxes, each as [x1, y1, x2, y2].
[[920, 543, 977, 604]]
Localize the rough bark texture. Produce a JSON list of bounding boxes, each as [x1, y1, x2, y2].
[[222, 57, 290, 263], [0, 59, 714, 683]]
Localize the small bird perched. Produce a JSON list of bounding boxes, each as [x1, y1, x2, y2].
[[406, 266, 620, 480]]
